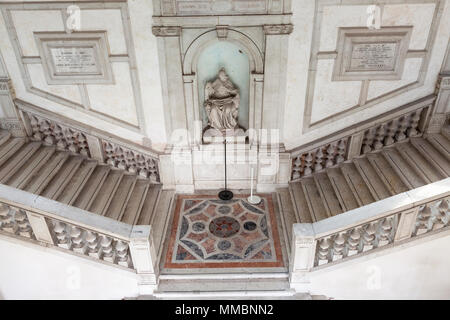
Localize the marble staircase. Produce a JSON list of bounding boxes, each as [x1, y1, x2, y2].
[[0, 130, 162, 226], [285, 134, 450, 225]]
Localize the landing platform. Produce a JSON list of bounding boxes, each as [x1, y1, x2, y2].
[[160, 193, 288, 274]]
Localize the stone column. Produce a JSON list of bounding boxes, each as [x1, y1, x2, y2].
[[152, 26, 188, 141], [261, 24, 293, 144], [427, 75, 450, 133]]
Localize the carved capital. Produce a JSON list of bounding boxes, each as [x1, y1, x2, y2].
[[152, 26, 181, 37], [263, 24, 293, 35]]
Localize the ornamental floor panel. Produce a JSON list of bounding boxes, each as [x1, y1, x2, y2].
[[162, 194, 286, 272]]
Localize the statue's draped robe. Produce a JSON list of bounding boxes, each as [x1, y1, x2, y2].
[[205, 78, 239, 130]]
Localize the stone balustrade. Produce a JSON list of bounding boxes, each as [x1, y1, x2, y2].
[[290, 178, 450, 288], [361, 107, 425, 155], [291, 138, 348, 180], [18, 106, 161, 182], [0, 184, 158, 293], [290, 102, 431, 181]]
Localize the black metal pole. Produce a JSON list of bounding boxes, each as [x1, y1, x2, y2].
[[218, 133, 233, 201]]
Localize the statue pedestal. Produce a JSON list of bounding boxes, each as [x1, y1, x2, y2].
[[202, 126, 247, 144]]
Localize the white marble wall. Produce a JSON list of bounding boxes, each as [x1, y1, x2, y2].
[[283, 0, 450, 150]]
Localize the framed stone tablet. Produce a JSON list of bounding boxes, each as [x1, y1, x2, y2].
[[333, 27, 412, 81], [34, 31, 114, 85]]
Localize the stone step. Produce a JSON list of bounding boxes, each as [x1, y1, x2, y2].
[[326, 167, 359, 212], [395, 142, 444, 183], [0, 130, 11, 146], [340, 162, 375, 207], [426, 134, 450, 161], [313, 173, 343, 217], [0, 138, 26, 167], [7, 145, 55, 189], [120, 179, 149, 225], [41, 156, 83, 199], [382, 146, 425, 189], [72, 165, 111, 210], [152, 190, 174, 261], [411, 137, 450, 177], [25, 151, 69, 194], [289, 182, 313, 223], [157, 273, 290, 293], [56, 159, 97, 205], [353, 157, 393, 200], [135, 184, 162, 225], [301, 177, 330, 222], [276, 188, 298, 255], [88, 169, 124, 215], [0, 142, 41, 183], [105, 174, 137, 221], [366, 152, 409, 194]]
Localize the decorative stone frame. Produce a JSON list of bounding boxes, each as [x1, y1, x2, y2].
[[34, 31, 114, 85], [182, 27, 265, 145], [332, 27, 413, 81]]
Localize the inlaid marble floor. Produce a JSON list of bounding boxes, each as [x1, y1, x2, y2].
[[163, 194, 286, 271]]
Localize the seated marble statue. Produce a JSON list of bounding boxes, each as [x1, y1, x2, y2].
[[204, 68, 239, 131]]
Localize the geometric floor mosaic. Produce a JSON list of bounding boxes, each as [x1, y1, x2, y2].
[[164, 194, 284, 269]]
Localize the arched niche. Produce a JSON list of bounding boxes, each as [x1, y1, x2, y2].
[[197, 41, 250, 130], [182, 28, 264, 145]]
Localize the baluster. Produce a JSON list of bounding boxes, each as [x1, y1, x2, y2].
[[362, 129, 375, 154], [316, 238, 331, 266], [30, 115, 43, 140], [292, 156, 302, 180], [384, 120, 397, 146], [433, 199, 449, 230], [126, 151, 137, 174], [0, 203, 16, 233], [55, 126, 66, 150], [325, 143, 335, 168], [14, 209, 33, 238], [53, 221, 71, 249], [415, 205, 432, 235], [378, 218, 393, 246], [100, 235, 115, 263], [42, 120, 55, 145], [332, 233, 346, 261], [70, 226, 86, 254], [347, 228, 361, 256], [314, 148, 324, 172], [77, 134, 89, 157], [85, 231, 101, 258], [115, 240, 132, 267], [303, 153, 313, 176], [395, 116, 408, 142], [362, 222, 376, 251], [373, 125, 385, 150], [336, 140, 346, 163], [148, 159, 159, 182], [406, 111, 421, 137]]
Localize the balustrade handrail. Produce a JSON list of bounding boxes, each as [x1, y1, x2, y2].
[[289, 95, 435, 157], [291, 178, 450, 275], [0, 183, 157, 282], [289, 95, 435, 181], [15, 98, 163, 159], [0, 184, 146, 241]]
